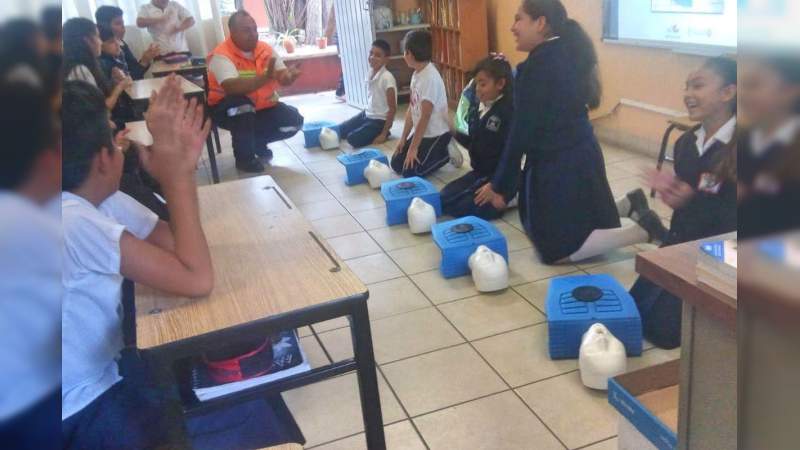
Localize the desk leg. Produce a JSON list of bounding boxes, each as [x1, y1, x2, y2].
[[350, 299, 386, 450], [206, 133, 220, 184]]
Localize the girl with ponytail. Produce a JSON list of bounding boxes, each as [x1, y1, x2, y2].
[[475, 0, 626, 264]]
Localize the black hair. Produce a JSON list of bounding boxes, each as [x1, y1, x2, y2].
[[41, 6, 62, 41], [472, 56, 514, 97], [522, 0, 601, 109], [63, 18, 110, 96], [0, 19, 45, 69], [61, 80, 115, 191], [402, 30, 432, 62], [371, 39, 391, 57], [0, 81, 57, 190], [703, 56, 737, 113], [95, 5, 124, 28], [228, 10, 253, 31]]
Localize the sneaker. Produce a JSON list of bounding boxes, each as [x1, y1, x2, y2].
[[256, 146, 274, 162], [448, 140, 464, 168], [235, 158, 264, 173], [626, 188, 649, 218], [634, 209, 669, 244]]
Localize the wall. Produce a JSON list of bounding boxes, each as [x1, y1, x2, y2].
[[486, 0, 704, 156]]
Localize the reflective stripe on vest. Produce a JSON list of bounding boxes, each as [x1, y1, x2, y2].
[[207, 38, 280, 110]]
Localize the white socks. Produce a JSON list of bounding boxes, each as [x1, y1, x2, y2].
[[568, 224, 649, 263]]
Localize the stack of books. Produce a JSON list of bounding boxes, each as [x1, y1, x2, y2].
[[697, 239, 737, 300], [191, 330, 310, 402]]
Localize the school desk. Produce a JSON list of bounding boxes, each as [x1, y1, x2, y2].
[[124, 75, 220, 183], [636, 234, 736, 450], [737, 232, 800, 450], [134, 176, 385, 449]]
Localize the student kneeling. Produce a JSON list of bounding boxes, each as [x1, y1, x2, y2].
[[208, 11, 304, 173]]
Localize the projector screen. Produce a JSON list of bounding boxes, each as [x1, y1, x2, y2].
[[603, 0, 737, 54]]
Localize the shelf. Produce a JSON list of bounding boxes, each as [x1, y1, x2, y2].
[[376, 23, 431, 33], [431, 25, 460, 33]]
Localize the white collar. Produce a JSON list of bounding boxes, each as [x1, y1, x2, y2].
[[479, 95, 503, 118], [367, 65, 387, 83], [750, 116, 800, 157], [694, 116, 736, 157], [546, 36, 560, 42]]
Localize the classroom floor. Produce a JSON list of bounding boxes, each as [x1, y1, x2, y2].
[[195, 91, 680, 450]]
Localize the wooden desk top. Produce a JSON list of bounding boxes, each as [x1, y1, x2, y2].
[[124, 121, 152, 146], [135, 176, 367, 350], [636, 235, 737, 330], [738, 233, 800, 327], [151, 60, 207, 76], [125, 75, 204, 101]]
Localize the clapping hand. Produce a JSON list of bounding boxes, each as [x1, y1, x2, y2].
[[644, 167, 694, 210], [141, 74, 211, 184]]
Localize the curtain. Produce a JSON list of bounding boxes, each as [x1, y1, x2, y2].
[[61, 0, 225, 60]]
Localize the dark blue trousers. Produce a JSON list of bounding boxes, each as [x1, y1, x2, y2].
[[441, 171, 505, 220], [337, 111, 386, 148], [212, 96, 304, 163]]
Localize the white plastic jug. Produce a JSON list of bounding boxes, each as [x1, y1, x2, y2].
[[579, 323, 627, 390], [407, 197, 436, 234], [363, 159, 393, 189], [468, 245, 509, 292], [319, 127, 340, 150]]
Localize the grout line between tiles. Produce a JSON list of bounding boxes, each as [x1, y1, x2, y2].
[[375, 365, 432, 450], [573, 435, 619, 450]]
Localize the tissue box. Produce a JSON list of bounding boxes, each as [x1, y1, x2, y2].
[[431, 216, 508, 278], [381, 177, 441, 225], [336, 149, 388, 186], [546, 274, 642, 359], [609, 360, 679, 450], [303, 121, 338, 148]]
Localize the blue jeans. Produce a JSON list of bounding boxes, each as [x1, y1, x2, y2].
[[338, 111, 386, 148]]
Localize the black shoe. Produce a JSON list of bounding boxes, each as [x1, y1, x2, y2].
[[634, 209, 669, 244], [256, 146, 274, 162], [626, 188, 649, 218], [235, 158, 264, 173]]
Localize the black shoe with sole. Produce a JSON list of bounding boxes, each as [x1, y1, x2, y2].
[[635, 209, 669, 244], [235, 158, 264, 173], [256, 146, 274, 162], [626, 188, 649, 218]]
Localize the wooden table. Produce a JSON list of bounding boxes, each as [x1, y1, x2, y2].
[[636, 235, 736, 450], [135, 176, 385, 449], [737, 233, 800, 450], [125, 75, 220, 183]]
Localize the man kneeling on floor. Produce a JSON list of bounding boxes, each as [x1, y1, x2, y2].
[[208, 10, 304, 173]]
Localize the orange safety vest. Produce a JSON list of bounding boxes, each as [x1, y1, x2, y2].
[[207, 38, 280, 110]]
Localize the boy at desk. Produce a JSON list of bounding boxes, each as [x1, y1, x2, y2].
[[61, 76, 212, 448]]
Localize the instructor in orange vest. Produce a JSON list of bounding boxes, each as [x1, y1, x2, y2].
[[208, 10, 304, 173]]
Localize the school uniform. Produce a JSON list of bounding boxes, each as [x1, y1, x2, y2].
[[121, 40, 150, 81], [441, 91, 514, 220], [390, 62, 452, 178], [61, 191, 304, 449], [738, 118, 800, 239], [337, 65, 397, 148], [491, 37, 619, 264], [0, 192, 60, 439], [137, 1, 192, 55], [630, 118, 738, 349]]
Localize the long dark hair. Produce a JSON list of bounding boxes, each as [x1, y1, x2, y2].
[[701, 56, 738, 181], [522, 0, 601, 109], [62, 18, 109, 95], [472, 56, 514, 98]]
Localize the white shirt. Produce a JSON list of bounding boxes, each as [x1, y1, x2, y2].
[[61, 191, 158, 420], [410, 63, 450, 138], [694, 116, 736, 157], [138, 1, 192, 54], [0, 192, 61, 421], [750, 116, 800, 157], [208, 51, 286, 84], [66, 65, 97, 87], [365, 65, 397, 120]]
